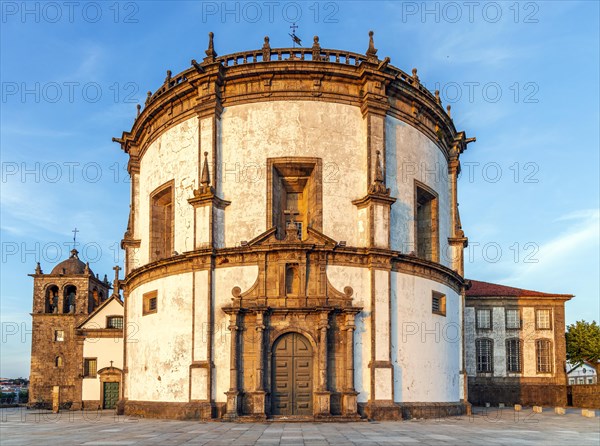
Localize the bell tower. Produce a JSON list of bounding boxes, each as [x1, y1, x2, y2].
[[29, 249, 111, 409]]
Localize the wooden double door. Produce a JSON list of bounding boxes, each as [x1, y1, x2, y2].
[[271, 333, 313, 416]]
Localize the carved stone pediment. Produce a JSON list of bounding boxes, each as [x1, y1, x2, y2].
[[246, 226, 337, 249]]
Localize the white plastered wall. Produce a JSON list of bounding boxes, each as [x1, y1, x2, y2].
[[125, 272, 193, 402], [392, 272, 461, 402], [219, 101, 366, 247], [137, 118, 199, 266], [81, 299, 124, 402], [327, 265, 371, 403], [386, 116, 451, 267]]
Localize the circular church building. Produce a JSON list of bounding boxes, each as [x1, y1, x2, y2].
[[114, 32, 473, 420]]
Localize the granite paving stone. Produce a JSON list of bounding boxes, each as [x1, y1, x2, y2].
[[1, 407, 598, 445]]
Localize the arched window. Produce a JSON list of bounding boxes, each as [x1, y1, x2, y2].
[[45, 285, 59, 313], [64, 285, 77, 313], [475, 338, 493, 373], [89, 288, 99, 313], [55, 356, 63, 367]]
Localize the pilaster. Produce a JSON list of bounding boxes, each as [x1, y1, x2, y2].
[[315, 310, 331, 416], [224, 308, 241, 419]]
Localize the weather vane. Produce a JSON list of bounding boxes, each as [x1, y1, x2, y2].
[[72, 227, 79, 250], [289, 22, 301, 48]]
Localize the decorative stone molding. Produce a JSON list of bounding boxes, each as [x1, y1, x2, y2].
[[113, 32, 470, 165]]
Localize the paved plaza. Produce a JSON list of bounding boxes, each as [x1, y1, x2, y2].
[[1, 407, 598, 445]]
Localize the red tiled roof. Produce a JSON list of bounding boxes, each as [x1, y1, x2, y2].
[[466, 279, 573, 298]]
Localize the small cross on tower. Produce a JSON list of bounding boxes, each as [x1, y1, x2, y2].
[[71, 228, 79, 249]]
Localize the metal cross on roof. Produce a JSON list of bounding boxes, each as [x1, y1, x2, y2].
[[289, 23, 301, 47], [72, 228, 79, 249]]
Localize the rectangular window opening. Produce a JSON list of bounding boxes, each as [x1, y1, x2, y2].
[[476, 309, 491, 330], [415, 183, 439, 261], [536, 339, 552, 373], [84, 358, 97, 378], [506, 309, 521, 329], [107, 316, 123, 329], [432, 291, 446, 316], [476, 338, 493, 373], [536, 309, 552, 330], [506, 338, 522, 373], [143, 291, 158, 315], [150, 182, 174, 262]]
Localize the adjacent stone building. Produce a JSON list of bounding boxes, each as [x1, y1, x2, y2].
[[28, 250, 123, 409], [567, 361, 598, 385], [465, 280, 573, 407]]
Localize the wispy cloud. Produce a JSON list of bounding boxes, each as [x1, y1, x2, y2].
[[499, 209, 599, 290]]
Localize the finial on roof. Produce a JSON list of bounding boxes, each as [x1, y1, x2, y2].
[[435, 90, 441, 105], [136, 104, 141, 117], [70, 249, 79, 259], [191, 59, 204, 73], [205, 31, 217, 62], [84, 262, 90, 275], [375, 150, 384, 183], [35, 262, 42, 275], [262, 36, 271, 62], [366, 30, 378, 62], [112, 265, 121, 297], [368, 150, 390, 196], [446, 104, 452, 118], [165, 70, 172, 87], [103, 274, 109, 284], [145, 91, 152, 105], [201, 151, 210, 186], [312, 36, 321, 61], [412, 68, 419, 83], [194, 151, 215, 197]]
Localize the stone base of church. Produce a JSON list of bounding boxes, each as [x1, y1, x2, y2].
[[123, 400, 217, 420], [359, 401, 468, 420], [82, 400, 101, 410], [122, 399, 466, 421]]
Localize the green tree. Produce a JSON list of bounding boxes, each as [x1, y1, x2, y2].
[[565, 320, 600, 370]]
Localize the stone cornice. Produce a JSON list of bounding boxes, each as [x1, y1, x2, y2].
[[351, 193, 397, 208], [121, 245, 466, 294], [465, 295, 573, 305], [113, 45, 469, 164]]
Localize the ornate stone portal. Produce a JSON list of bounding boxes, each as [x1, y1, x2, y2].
[[221, 228, 362, 419]]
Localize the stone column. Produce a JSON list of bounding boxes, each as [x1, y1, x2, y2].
[[224, 310, 241, 419], [250, 309, 267, 419], [342, 310, 359, 416], [314, 310, 331, 416]]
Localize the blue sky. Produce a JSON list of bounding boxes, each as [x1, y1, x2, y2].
[[1, 1, 598, 377]]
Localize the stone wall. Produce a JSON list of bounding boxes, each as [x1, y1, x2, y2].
[[569, 384, 600, 409], [468, 379, 567, 406]]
